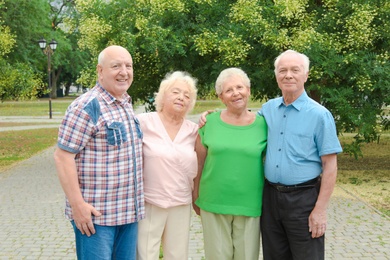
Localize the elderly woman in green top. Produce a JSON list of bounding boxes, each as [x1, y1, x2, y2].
[[193, 67, 267, 260]]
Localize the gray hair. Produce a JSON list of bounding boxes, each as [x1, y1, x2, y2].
[[215, 68, 250, 95], [98, 51, 104, 65], [155, 71, 198, 113], [274, 49, 310, 75]]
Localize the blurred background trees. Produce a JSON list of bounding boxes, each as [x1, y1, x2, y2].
[[0, 0, 389, 157]]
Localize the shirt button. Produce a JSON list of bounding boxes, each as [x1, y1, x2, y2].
[[280, 132, 283, 135], [284, 115, 286, 118], [276, 165, 279, 168], [278, 148, 281, 151]]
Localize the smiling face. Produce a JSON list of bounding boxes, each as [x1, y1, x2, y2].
[[97, 46, 133, 100], [219, 75, 250, 111], [162, 80, 192, 116], [275, 52, 308, 101]]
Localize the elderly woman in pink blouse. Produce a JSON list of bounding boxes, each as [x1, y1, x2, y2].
[[136, 71, 198, 260]]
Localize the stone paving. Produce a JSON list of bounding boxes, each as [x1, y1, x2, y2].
[[0, 115, 389, 259]]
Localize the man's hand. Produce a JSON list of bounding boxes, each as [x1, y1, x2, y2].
[[198, 110, 214, 128], [54, 148, 102, 237], [308, 207, 327, 238], [72, 202, 102, 237], [308, 154, 337, 238]]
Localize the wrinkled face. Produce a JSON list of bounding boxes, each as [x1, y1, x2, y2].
[[276, 53, 308, 97], [97, 46, 133, 100], [162, 80, 192, 115], [219, 75, 250, 110]]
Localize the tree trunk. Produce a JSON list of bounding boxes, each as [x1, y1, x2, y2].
[[308, 89, 321, 104], [65, 82, 71, 96], [50, 67, 62, 99]]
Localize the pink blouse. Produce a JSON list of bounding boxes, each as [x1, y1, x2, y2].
[[137, 112, 198, 208]]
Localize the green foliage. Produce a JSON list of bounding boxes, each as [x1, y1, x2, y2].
[[1, 0, 52, 70], [0, 25, 15, 56], [229, 0, 390, 157], [0, 0, 86, 99], [0, 0, 388, 157], [42, 0, 84, 98], [0, 59, 45, 101], [0, 0, 55, 100], [69, 0, 390, 157]]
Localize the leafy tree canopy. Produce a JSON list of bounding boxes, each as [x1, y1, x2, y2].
[[1, 0, 388, 157], [0, 0, 52, 100], [72, 0, 389, 157]]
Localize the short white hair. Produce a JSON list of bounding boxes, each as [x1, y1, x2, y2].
[[215, 68, 250, 95], [274, 49, 310, 75], [155, 71, 198, 113]]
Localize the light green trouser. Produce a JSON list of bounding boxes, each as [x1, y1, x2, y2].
[[200, 209, 260, 260]]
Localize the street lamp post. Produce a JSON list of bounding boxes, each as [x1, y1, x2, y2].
[[38, 38, 58, 119]]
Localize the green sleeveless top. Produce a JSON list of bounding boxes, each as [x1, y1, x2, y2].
[[196, 111, 267, 217]]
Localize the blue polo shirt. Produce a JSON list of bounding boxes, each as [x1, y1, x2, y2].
[[258, 91, 342, 185]]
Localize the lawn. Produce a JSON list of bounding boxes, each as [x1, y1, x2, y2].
[[0, 98, 74, 116], [0, 99, 389, 216], [337, 135, 390, 216], [0, 128, 58, 171]]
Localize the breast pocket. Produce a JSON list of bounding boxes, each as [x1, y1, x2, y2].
[[287, 134, 313, 158], [106, 121, 128, 146]]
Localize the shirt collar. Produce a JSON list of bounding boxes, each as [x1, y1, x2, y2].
[[96, 82, 131, 105], [279, 91, 308, 111]]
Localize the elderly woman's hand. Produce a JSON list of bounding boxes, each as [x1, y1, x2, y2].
[[198, 110, 215, 128], [192, 190, 201, 215]]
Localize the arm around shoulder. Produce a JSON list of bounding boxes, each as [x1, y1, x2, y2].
[[198, 109, 216, 128]]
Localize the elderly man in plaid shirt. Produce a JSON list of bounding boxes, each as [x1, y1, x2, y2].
[[54, 45, 144, 260]]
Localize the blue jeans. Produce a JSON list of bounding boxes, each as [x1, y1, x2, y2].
[[71, 221, 138, 260]]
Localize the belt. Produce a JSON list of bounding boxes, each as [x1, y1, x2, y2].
[[266, 176, 320, 193]]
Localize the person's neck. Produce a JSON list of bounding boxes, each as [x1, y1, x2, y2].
[[224, 108, 249, 118], [158, 111, 184, 141], [221, 108, 254, 126], [283, 90, 304, 105], [158, 111, 183, 125]]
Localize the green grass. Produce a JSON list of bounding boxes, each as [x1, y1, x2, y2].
[[0, 98, 75, 116], [337, 135, 390, 216], [0, 128, 58, 171]]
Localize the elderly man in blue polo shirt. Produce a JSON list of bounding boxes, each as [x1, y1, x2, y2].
[[259, 49, 342, 260]]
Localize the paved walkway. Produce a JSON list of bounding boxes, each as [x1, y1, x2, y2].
[[0, 114, 389, 259]]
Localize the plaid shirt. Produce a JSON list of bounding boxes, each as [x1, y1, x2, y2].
[[57, 83, 144, 226]]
